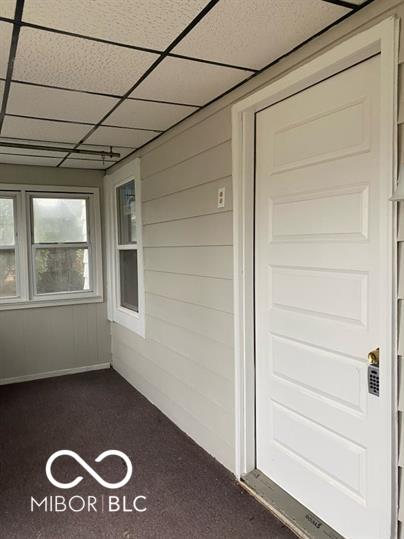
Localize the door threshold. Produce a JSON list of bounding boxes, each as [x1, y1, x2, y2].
[[241, 470, 345, 539]]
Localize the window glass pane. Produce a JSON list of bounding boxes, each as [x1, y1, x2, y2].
[[33, 197, 87, 243], [0, 198, 15, 246], [34, 247, 89, 294], [0, 249, 16, 297], [119, 250, 138, 312], [117, 181, 136, 245]]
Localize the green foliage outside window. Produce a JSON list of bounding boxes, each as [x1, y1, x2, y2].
[[33, 198, 89, 294]]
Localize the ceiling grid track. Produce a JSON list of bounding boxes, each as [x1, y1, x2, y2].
[[322, 0, 371, 9], [0, 0, 25, 134], [0, 77, 202, 108], [5, 112, 163, 133], [0, 14, 257, 73]]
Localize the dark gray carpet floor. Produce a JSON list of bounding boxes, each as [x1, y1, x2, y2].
[[0, 368, 295, 539]]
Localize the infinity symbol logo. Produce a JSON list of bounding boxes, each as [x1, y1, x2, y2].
[[46, 450, 133, 490]]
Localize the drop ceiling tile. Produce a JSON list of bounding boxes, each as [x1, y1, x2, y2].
[[2, 116, 90, 144], [0, 1, 15, 18], [85, 126, 156, 148], [0, 22, 12, 78], [13, 27, 159, 95], [77, 144, 134, 161], [23, 0, 209, 50], [106, 99, 198, 131], [61, 158, 112, 170], [0, 154, 60, 167], [174, 0, 349, 70], [7, 83, 119, 123], [130, 57, 252, 105]]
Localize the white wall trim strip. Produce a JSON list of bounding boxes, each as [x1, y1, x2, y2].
[[0, 362, 111, 385]]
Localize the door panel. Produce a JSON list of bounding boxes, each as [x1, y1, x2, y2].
[[255, 56, 390, 539]]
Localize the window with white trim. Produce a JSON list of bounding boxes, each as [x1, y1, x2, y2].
[[106, 169, 145, 337], [116, 181, 138, 312], [0, 185, 103, 309], [0, 194, 17, 300]]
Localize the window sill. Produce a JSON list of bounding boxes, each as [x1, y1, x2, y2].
[[0, 295, 104, 311], [110, 311, 145, 339]]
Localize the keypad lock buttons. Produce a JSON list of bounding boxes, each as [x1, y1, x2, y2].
[[368, 348, 379, 397]]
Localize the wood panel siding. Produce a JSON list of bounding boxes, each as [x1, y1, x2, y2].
[[0, 164, 111, 382], [109, 109, 236, 468], [0, 302, 110, 381]]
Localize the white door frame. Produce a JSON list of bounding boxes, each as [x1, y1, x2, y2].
[[232, 15, 399, 532]]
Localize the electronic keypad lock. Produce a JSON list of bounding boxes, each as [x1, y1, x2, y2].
[[368, 348, 380, 397]]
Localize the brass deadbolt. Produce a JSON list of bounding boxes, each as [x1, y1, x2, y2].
[[368, 348, 380, 366]]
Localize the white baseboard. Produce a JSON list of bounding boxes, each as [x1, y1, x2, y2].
[[0, 362, 111, 386]]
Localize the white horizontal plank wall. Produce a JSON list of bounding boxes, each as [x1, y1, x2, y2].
[[0, 164, 111, 383], [108, 0, 404, 483], [109, 132, 235, 470]]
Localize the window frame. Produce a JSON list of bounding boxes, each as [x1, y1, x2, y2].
[[105, 160, 145, 337], [115, 180, 138, 313], [0, 190, 24, 303], [0, 184, 103, 310]]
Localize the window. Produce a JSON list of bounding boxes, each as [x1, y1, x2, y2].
[[0, 185, 102, 309], [106, 164, 145, 337], [116, 181, 138, 312], [0, 195, 17, 299]]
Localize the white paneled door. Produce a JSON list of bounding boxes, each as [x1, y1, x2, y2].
[[255, 56, 390, 539]]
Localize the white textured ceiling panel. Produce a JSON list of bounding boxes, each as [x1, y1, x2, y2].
[[7, 83, 119, 123], [174, 0, 349, 70], [0, 0, 15, 18], [13, 28, 159, 95], [77, 144, 134, 161], [131, 57, 252, 105], [0, 138, 68, 158], [0, 154, 60, 167], [22, 0, 209, 50], [85, 126, 156, 148], [106, 99, 198, 131], [0, 22, 12, 78], [2, 116, 90, 144], [61, 158, 113, 170]]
